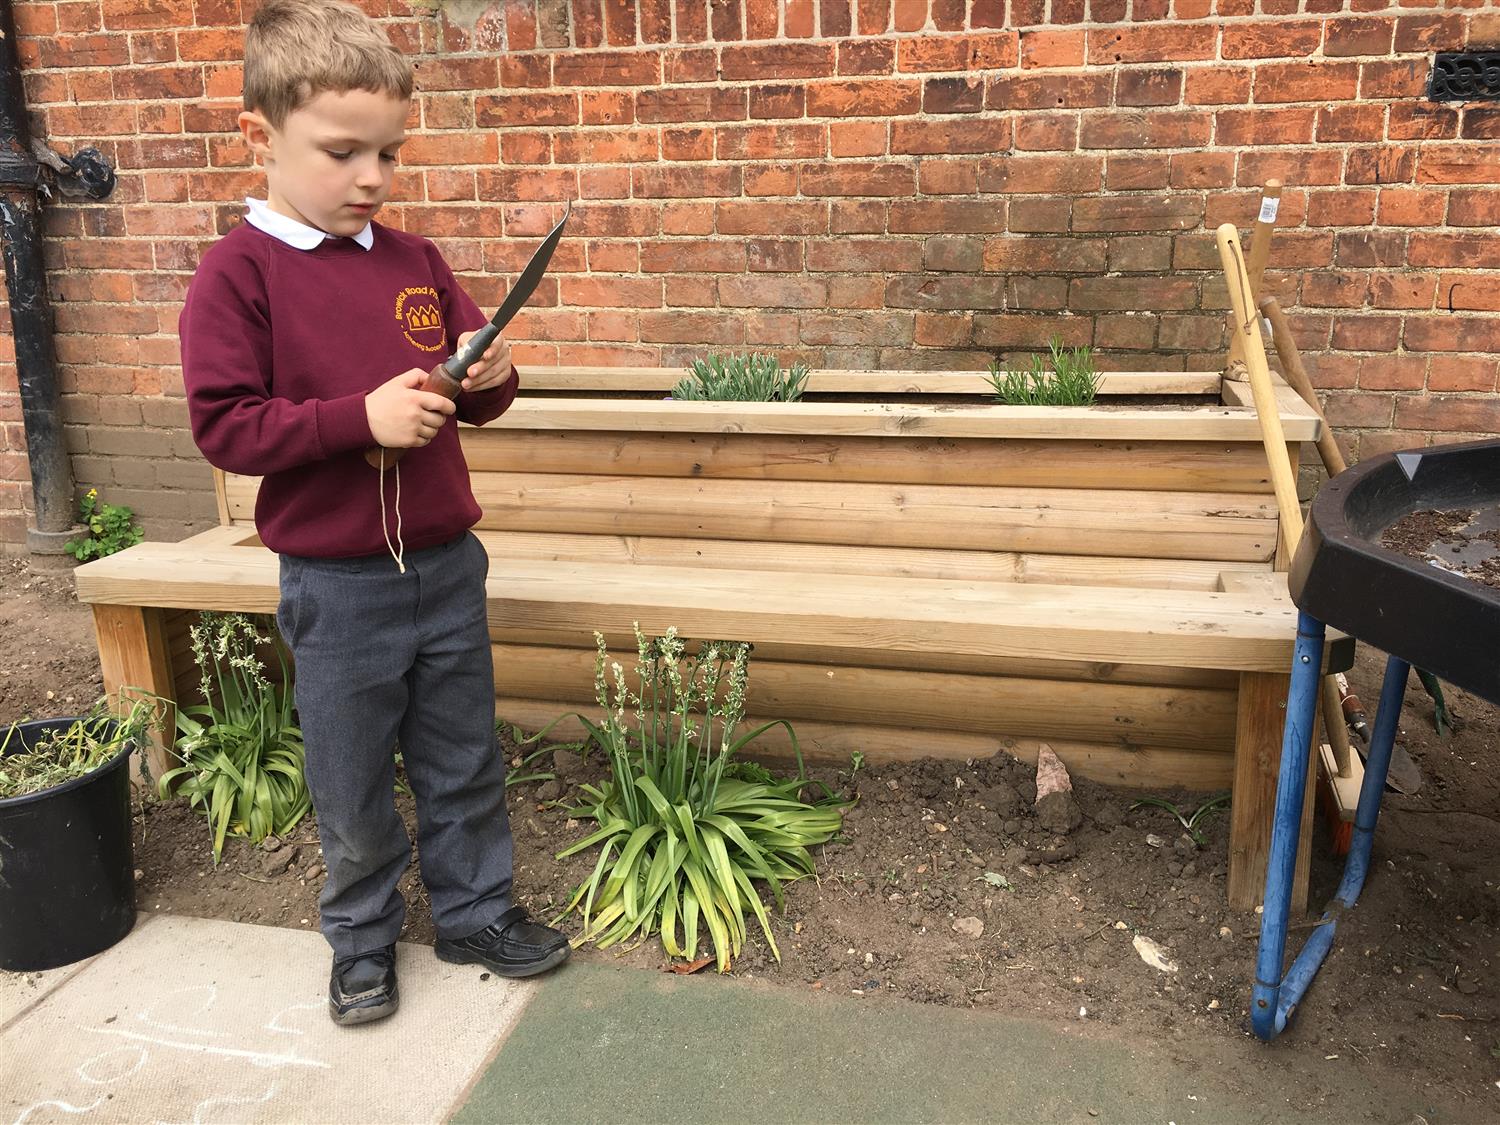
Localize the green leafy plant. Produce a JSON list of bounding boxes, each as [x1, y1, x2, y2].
[[556, 626, 846, 972], [0, 694, 161, 800], [988, 337, 1100, 406], [1130, 792, 1231, 848], [64, 488, 143, 562], [157, 612, 310, 863], [671, 352, 810, 402]]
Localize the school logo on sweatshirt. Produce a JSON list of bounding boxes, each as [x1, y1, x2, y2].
[[394, 286, 445, 352]]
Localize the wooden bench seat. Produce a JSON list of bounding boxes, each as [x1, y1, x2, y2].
[[74, 365, 1349, 911]]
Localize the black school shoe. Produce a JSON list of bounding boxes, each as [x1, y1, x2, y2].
[[329, 945, 399, 1026], [435, 906, 572, 977]]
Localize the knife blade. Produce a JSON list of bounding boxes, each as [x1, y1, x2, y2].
[[366, 202, 570, 468]]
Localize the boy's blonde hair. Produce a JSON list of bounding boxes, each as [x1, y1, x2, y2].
[[244, 0, 413, 129]]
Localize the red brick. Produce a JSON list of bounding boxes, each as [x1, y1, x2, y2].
[[1072, 195, 1203, 232], [807, 239, 923, 272], [839, 40, 895, 76], [1368, 272, 1435, 310], [856, 0, 891, 35], [1079, 111, 1210, 149], [809, 79, 923, 117], [1105, 154, 1169, 191], [1461, 107, 1500, 142], [1335, 230, 1405, 269], [1358, 59, 1428, 101], [709, 0, 742, 40], [1323, 15, 1394, 56], [1238, 149, 1343, 187], [674, 0, 708, 40], [633, 165, 741, 197], [976, 155, 1102, 194], [1355, 354, 1426, 390], [476, 92, 578, 127], [1417, 145, 1500, 185], [1020, 29, 1085, 68], [1388, 102, 1459, 141], [636, 87, 746, 123], [1170, 152, 1235, 189], [1302, 271, 1369, 308], [178, 27, 243, 60], [581, 90, 635, 126], [555, 50, 661, 86], [897, 33, 1019, 72], [1393, 13, 1466, 54], [1440, 276, 1500, 314], [1222, 20, 1324, 59], [1253, 62, 1359, 104], [1087, 23, 1215, 64], [889, 199, 1007, 233], [1107, 235, 1172, 272], [1448, 190, 1500, 227], [1344, 147, 1415, 187], [983, 236, 1106, 274], [1014, 113, 1078, 151], [103, 0, 191, 29], [988, 72, 1113, 110], [801, 163, 916, 197], [1186, 66, 1252, 105], [919, 159, 979, 195], [1403, 317, 1500, 354], [1316, 104, 1385, 144], [718, 200, 828, 235], [1323, 391, 1393, 429], [892, 117, 1009, 155], [745, 0, 779, 37], [718, 124, 824, 160], [36, 33, 129, 67], [1428, 355, 1498, 392], [1332, 316, 1401, 353], [1306, 189, 1376, 227], [401, 133, 499, 166], [1409, 233, 1500, 270], [1377, 187, 1446, 228], [638, 239, 745, 272], [922, 77, 985, 115], [829, 121, 888, 157], [973, 314, 1092, 349], [1396, 396, 1500, 433], [749, 86, 805, 120], [555, 128, 659, 163], [1116, 68, 1183, 107], [1215, 107, 1315, 147]]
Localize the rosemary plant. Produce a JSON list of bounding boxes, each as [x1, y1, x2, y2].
[[556, 626, 845, 971], [670, 352, 810, 402], [988, 336, 1100, 406]]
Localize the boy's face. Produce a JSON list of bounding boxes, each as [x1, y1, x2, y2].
[[239, 89, 409, 238]]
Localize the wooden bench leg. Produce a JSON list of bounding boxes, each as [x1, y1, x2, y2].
[[92, 604, 178, 786], [1229, 671, 1316, 912]]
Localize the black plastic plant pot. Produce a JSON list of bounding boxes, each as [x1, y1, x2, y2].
[[0, 718, 136, 971]]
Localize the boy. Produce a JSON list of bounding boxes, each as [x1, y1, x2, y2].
[[179, 0, 569, 1026]]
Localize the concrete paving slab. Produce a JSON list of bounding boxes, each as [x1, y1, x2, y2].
[[453, 963, 1442, 1125], [0, 956, 96, 1030], [1, 915, 537, 1125]]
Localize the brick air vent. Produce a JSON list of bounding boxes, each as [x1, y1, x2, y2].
[[1428, 52, 1500, 103]]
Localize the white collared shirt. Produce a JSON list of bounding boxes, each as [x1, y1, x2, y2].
[[243, 196, 374, 251]]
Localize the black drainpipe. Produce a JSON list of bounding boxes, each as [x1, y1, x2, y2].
[[0, 2, 115, 563]]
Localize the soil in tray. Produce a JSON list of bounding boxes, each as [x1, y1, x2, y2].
[[1381, 507, 1500, 591]]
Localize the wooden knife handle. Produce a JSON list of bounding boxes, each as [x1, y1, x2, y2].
[[363, 362, 464, 469]]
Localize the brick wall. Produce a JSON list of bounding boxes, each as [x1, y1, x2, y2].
[[2, 1, 1497, 549]]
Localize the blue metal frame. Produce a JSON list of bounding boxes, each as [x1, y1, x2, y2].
[[1251, 608, 1410, 1041]]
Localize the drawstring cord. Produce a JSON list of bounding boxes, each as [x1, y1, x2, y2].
[[378, 448, 406, 574]]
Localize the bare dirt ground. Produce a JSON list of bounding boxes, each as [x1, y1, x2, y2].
[[4, 557, 1498, 1119]]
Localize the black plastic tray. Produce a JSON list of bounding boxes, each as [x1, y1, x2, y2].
[[1290, 438, 1500, 707]]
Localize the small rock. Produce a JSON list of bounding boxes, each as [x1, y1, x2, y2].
[[535, 779, 564, 802], [1145, 833, 1165, 848], [133, 869, 144, 881], [1208, 999, 1222, 1010], [1035, 790, 1084, 836], [262, 835, 283, 853], [260, 850, 294, 877], [551, 747, 590, 781], [952, 916, 985, 939]]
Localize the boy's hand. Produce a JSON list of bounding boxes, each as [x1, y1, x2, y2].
[[366, 370, 456, 448], [456, 330, 513, 393]]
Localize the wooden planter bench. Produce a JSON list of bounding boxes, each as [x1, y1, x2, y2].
[[74, 365, 1349, 910]]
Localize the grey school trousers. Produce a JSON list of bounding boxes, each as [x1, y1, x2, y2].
[[276, 531, 513, 960]]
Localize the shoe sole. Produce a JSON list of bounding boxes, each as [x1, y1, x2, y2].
[[330, 988, 399, 1027], [434, 942, 572, 978]]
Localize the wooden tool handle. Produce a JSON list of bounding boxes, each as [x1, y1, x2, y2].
[[1227, 179, 1283, 370], [1259, 295, 1347, 478], [363, 362, 464, 469]]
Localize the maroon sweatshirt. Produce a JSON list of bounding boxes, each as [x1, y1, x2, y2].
[[180, 221, 517, 558]]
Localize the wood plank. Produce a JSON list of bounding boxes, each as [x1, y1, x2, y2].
[[459, 431, 1277, 493], [473, 476, 1279, 561], [515, 365, 1223, 397], [493, 697, 1235, 789], [491, 642, 1238, 751], [1228, 671, 1314, 913], [488, 398, 1325, 443], [476, 531, 1264, 591], [70, 546, 1338, 672], [91, 604, 178, 785], [491, 627, 1242, 689], [1219, 378, 1324, 441]]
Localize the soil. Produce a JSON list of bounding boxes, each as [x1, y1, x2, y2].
[[1383, 507, 1500, 592], [4, 558, 1500, 1116]]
